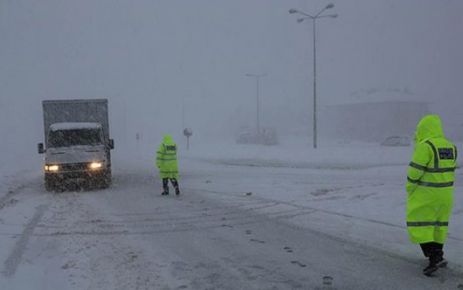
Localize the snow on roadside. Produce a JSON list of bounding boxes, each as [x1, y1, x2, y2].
[[184, 138, 416, 168], [177, 139, 463, 271]]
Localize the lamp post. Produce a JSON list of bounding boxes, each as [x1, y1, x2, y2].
[[245, 73, 267, 135], [181, 97, 185, 129], [289, 4, 337, 149]]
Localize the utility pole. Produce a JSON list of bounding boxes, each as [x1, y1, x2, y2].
[[245, 73, 267, 135]]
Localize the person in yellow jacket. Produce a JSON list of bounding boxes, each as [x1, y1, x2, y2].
[[406, 115, 457, 276], [156, 134, 180, 195]]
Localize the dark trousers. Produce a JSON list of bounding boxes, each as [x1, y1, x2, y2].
[[162, 178, 179, 193], [420, 242, 444, 262]]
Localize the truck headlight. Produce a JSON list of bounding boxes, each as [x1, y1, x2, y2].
[[89, 162, 103, 170], [45, 165, 59, 172]]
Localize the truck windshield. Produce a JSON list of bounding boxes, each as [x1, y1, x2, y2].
[[48, 129, 102, 147]]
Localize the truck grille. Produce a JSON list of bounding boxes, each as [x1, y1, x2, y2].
[[60, 163, 89, 171]]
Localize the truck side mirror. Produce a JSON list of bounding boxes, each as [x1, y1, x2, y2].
[[38, 143, 45, 154], [109, 139, 114, 150]]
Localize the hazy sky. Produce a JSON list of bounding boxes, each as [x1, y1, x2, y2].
[[1, 0, 462, 146]]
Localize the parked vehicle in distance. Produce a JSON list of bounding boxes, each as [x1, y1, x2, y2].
[[381, 135, 411, 147], [38, 99, 114, 191], [236, 127, 278, 146]]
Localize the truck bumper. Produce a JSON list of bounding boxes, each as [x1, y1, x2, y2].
[[45, 169, 111, 190]]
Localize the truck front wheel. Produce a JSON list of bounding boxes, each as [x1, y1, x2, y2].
[[44, 176, 55, 192], [91, 170, 111, 189], [101, 170, 112, 188]]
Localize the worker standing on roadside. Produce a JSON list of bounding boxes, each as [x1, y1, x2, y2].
[[156, 134, 180, 196], [406, 115, 457, 276]]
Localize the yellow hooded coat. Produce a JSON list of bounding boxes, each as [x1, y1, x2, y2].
[[156, 135, 179, 179], [406, 115, 457, 244]]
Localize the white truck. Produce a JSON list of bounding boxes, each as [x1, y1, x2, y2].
[[38, 99, 114, 191]]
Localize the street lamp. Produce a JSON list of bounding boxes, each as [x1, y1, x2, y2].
[[289, 3, 337, 149], [245, 73, 267, 135], [182, 97, 186, 129]]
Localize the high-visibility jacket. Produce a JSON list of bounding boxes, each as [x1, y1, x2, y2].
[[156, 135, 179, 179], [406, 115, 457, 244]]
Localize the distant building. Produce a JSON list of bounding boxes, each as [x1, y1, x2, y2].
[[322, 89, 429, 142]]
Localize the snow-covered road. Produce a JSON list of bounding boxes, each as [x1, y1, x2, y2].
[[0, 154, 462, 289]]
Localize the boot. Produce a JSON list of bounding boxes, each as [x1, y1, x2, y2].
[[171, 179, 180, 195], [162, 179, 169, 195], [435, 258, 448, 268], [423, 260, 438, 276], [434, 249, 447, 268], [423, 248, 445, 276]]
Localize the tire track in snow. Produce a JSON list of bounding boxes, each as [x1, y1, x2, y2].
[[33, 208, 316, 237], [26, 191, 316, 238], [194, 187, 463, 242], [40, 200, 279, 226], [0, 185, 26, 210], [2, 205, 48, 277]]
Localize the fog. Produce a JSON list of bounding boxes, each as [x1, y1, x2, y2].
[[2, 2, 463, 287], [1, 0, 463, 170]]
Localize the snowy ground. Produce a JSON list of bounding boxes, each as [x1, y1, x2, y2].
[[0, 139, 462, 289]]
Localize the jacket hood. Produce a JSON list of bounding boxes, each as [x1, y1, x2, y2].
[[163, 134, 174, 144], [415, 115, 444, 143]]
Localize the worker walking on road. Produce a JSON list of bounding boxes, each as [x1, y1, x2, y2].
[[156, 134, 180, 196], [406, 115, 457, 276]]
